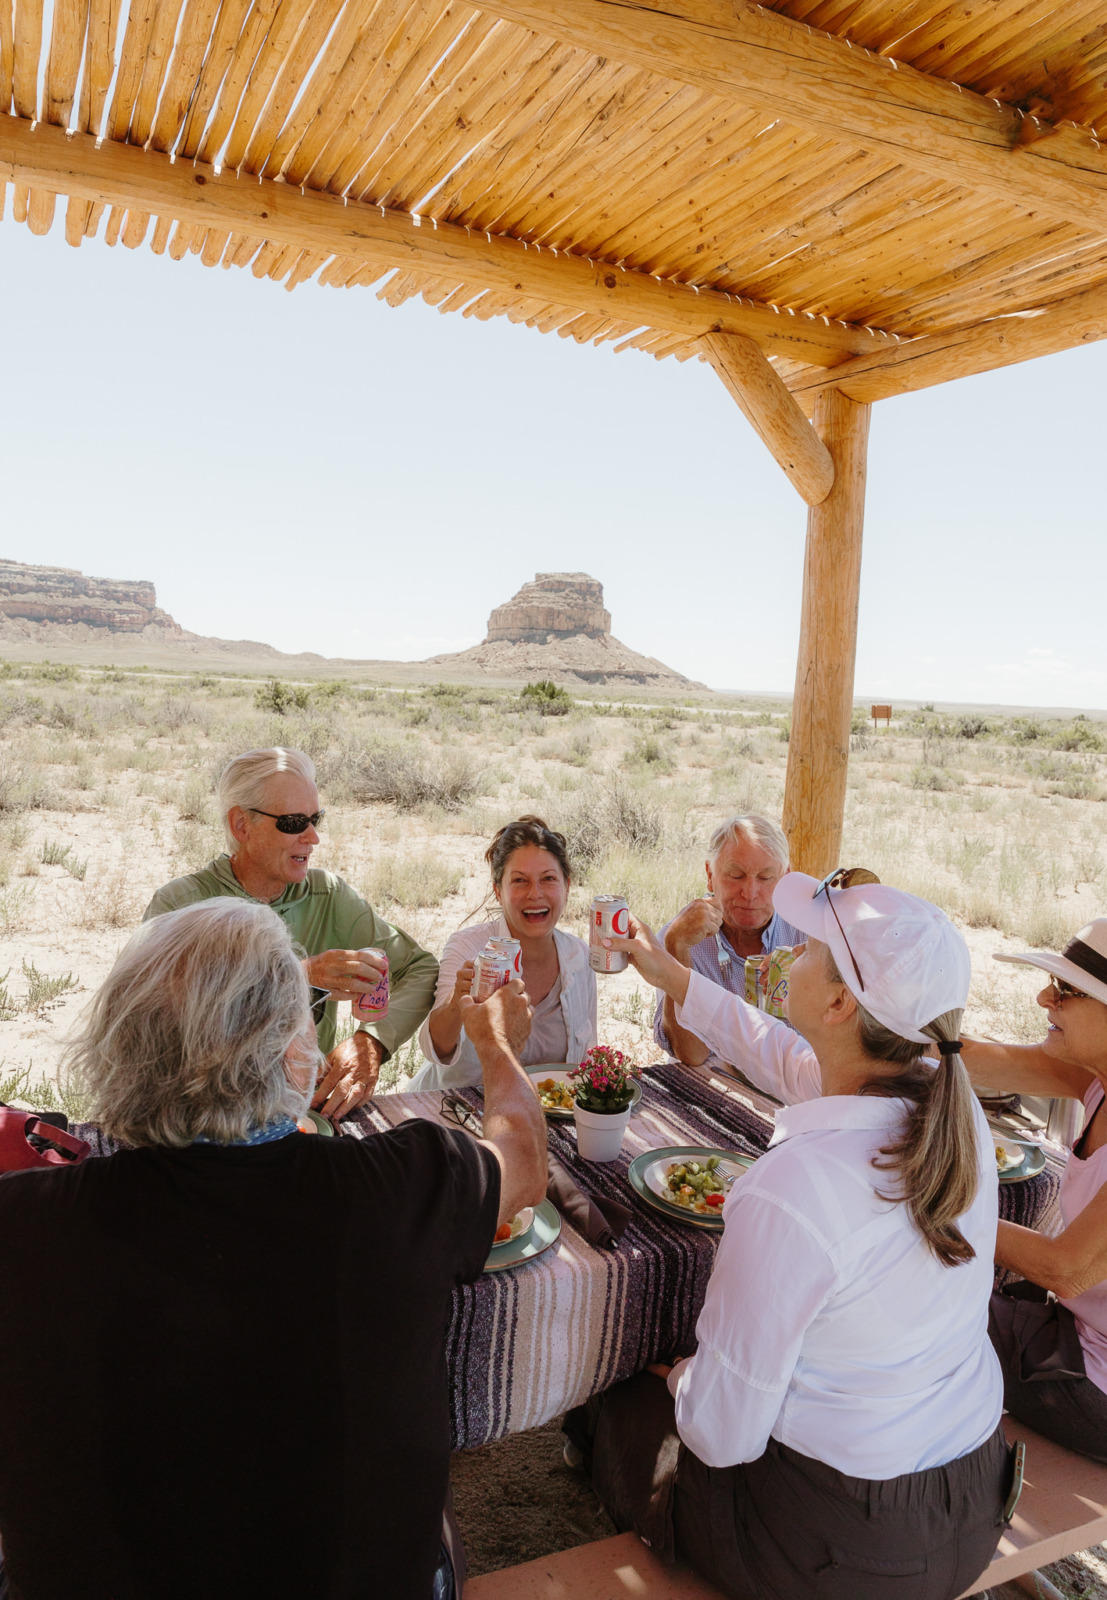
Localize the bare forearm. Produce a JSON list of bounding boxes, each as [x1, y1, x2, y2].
[[481, 1043, 548, 1221], [662, 992, 710, 1067], [428, 999, 462, 1057], [961, 1036, 1093, 1100], [996, 1219, 1106, 1300]]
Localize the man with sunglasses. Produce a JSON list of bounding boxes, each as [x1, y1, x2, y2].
[[143, 747, 439, 1119]]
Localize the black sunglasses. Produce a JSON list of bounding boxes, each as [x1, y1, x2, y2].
[[442, 1093, 484, 1136], [250, 809, 325, 834], [813, 866, 881, 993], [1046, 976, 1089, 1005]]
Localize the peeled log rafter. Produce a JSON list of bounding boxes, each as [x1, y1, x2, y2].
[[786, 276, 1107, 405], [473, 0, 1107, 238], [783, 389, 870, 878], [0, 113, 898, 367], [701, 330, 834, 505]]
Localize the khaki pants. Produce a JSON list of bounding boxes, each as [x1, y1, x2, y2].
[[565, 1373, 1011, 1600]]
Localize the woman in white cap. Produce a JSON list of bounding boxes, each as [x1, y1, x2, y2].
[[564, 868, 1013, 1600], [960, 918, 1107, 1463]]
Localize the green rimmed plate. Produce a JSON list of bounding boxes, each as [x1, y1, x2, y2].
[[298, 1110, 335, 1137], [484, 1198, 562, 1272], [528, 1067, 643, 1120], [628, 1145, 755, 1230], [993, 1136, 1047, 1184]]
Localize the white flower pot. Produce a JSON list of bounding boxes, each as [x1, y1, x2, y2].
[[573, 1103, 632, 1162]]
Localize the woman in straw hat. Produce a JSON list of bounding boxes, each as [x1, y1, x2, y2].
[[565, 868, 1014, 1600], [961, 917, 1107, 1463]]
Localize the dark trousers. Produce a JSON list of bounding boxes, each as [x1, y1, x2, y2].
[[565, 1373, 1011, 1600], [989, 1283, 1107, 1465]]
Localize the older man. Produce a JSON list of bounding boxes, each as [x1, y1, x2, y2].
[[654, 814, 804, 1072], [144, 747, 439, 1118]]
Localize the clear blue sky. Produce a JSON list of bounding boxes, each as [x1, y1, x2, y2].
[[4, 218, 1102, 706]]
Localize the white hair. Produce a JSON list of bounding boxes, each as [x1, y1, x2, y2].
[[217, 747, 317, 851], [64, 899, 318, 1147], [706, 813, 790, 871]]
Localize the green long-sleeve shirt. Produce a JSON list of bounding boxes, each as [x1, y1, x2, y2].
[[143, 855, 439, 1059]]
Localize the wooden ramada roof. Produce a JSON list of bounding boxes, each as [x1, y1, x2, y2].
[[3, 0, 1107, 406]]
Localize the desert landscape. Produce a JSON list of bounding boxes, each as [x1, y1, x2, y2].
[[3, 657, 1103, 1113]]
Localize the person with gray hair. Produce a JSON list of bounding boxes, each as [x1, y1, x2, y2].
[[0, 898, 547, 1600], [143, 746, 439, 1119], [653, 813, 804, 1073]]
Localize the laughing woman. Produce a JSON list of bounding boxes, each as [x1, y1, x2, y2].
[[411, 817, 596, 1091], [962, 918, 1107, 1463]]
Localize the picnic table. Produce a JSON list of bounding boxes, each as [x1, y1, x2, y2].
[[339, 1061, 1060, 1451]]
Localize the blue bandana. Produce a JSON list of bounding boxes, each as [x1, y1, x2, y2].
[[194, 1116, 300, 1147]]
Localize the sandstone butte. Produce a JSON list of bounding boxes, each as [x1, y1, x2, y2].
[[0, 560, 701, 688], [428, 572, 702, 689]]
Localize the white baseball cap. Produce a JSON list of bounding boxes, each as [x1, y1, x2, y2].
[[993, 917, 1107, 1008], [773, 871, 971, 1044]]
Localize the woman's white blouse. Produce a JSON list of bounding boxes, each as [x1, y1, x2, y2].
[[667, 972, 1003, 1479], [409, 917, 597, 1091]]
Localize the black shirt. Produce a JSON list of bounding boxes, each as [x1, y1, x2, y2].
[[0, 1121, 499, 1600]]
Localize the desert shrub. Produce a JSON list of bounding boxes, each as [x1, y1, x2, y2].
[[79, 870, 142, 931], [624, 735, 674, 773], [1050, 720, 1105, 753], [910, 765, 958, 792], [21, 959, 79, 1014], [560, 778, 664, 869], [366, 851, 464, 909], [0, 759, 60, 813], [351, 743, 483, 813], [177, 774, 213, 823], [32, 662, 78, 682], [1009, 717, 1045, 744], [955, 715, 992, 740], [0, 885, 34, 933], [520, 680, 573, 717], [254, 679, 311, 715], [1017, 901, 1075, 953]]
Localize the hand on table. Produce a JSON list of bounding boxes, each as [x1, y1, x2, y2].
[[459, 979, 533, 1057], [313, 1031, 383, 1121], [664, 894, 723, 957], [303, 947, 386, 1003]]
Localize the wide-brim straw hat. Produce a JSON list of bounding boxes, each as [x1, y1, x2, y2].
[[994, 918, 1107, 1008]]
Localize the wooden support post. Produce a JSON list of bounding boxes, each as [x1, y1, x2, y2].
[[701, 331, 834, 504], [782, 388, 871, 878]]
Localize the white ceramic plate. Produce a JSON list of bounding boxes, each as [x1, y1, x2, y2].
[[643, 1152, 747, 1213], [490, 1206, 535, 1250]]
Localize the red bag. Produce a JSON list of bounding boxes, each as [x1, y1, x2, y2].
[[0, 1107, 90, 1172]]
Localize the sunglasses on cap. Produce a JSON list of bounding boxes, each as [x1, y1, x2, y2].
[[250, 808, 325, 834], [813, 866, 881, 993], [1046, 976, 1091, 1005]]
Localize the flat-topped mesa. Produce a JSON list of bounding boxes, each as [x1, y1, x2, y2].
[[428, 570, 703, 688], [486, 573, 612, 644], [0, 560, 180, 633]]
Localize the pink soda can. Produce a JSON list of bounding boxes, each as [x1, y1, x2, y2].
[[470, 948, 512, 1001], [354, 949, 389, 1020], [589, 895, 629, 974], [487, 936, 522, 980]]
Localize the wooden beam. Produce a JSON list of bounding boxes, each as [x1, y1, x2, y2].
[[472, 0, 1107, 237], [782, 388, 870, 878], [785, 276, 1107, 405], [701, 331, 833, 504], [0, 114, 896, 367]]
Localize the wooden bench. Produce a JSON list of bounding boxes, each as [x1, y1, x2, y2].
[[467, 1419, 1107, 1600]]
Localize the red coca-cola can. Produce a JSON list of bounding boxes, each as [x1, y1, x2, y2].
[[354, 950, 389, 1020], [487, 937, 522, 980], [470, 948, 512, 1000], [589, 896, 629, 974]]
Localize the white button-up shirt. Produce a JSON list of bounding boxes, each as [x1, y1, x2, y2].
[[667, 973, 1003, 1479], [410, 918, 597, 1091]]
